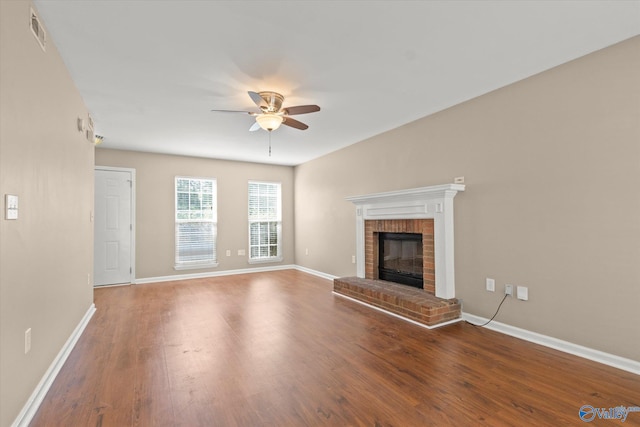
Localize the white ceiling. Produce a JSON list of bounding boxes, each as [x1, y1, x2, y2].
[[33, 1, 640, 166]]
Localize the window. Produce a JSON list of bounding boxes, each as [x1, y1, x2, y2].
[[175, 177, 217, 269], [248, 181, 282, 262]]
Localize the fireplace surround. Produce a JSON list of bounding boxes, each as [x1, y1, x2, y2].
[[346, 184, 465, 299]]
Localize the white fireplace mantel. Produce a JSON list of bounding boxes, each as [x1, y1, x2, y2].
[[346, 184, 465, 299]]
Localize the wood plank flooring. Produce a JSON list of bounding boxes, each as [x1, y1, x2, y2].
[[30, 270, 640, 426]]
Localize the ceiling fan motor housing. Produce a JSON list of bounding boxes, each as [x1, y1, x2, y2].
[[259, 91, 284, 113]]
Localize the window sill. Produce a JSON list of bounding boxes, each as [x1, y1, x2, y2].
[[174, 262, 218, 271], [248, 256, 283, 265]]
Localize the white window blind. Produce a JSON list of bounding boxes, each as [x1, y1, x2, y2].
[[248, 181, 282, 262], [175, 177, 217, 269]]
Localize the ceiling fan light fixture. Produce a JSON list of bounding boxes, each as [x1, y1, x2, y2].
[[256, 114, 283, 131]]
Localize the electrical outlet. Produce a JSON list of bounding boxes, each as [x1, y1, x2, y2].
[[237, 249, 245, 256], [226, 249, 231, 257], [352, 255, 356, 264], [517, 286, 529, 301], [305, 248, 309, 256], [25, 328, 31, 354], [505, 284, 513, 296], [486, 278, 495, 292]]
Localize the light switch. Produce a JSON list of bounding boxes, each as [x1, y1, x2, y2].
[[5, 195, 18, 220]]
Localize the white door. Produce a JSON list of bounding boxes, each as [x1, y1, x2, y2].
[[94, 169, 133, 286]]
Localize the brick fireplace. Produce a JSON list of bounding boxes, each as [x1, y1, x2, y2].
[[346, 184, 464, 299], [335, 184, 465, 328]]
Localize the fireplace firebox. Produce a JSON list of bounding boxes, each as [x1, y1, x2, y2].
[[378, 232, 423, 288]]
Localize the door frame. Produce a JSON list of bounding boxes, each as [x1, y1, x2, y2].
[[94, 166, 137, 284]]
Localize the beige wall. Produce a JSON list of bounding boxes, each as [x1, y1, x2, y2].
[[0, 1, 95, 425], [294, 36, 640, 361], [95, 149, 295, 279]]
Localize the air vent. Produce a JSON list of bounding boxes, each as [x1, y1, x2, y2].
[[30, 8, 46, 51]]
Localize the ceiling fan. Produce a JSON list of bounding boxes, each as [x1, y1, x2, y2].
[[211, 91, 320, 132]]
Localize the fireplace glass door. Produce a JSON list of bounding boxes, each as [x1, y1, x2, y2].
[[378, 232, 423, 288]]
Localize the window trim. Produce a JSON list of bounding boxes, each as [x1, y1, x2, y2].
[[248, 180, 283, 264], [174, 176, 218, 270]]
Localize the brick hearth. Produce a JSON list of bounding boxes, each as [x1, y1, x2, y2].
[[333, 276, 461, 327]]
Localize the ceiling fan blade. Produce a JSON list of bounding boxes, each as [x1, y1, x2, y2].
[[283, 105, 320, 115], [210, 109, 255, 114], [248, 91, 268, 109], [282, 117, 309, 130], [249, 122, 261, 132]]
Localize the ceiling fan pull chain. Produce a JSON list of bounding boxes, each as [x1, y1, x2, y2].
[[268, 131, 272, 156]]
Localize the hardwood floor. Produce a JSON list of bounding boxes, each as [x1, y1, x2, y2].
[[30, 270, 640, 426]]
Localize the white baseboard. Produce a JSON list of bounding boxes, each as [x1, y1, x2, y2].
[[12, 303, 96, 427], [462, 312, 640, 376], [135, 264, 298, 284], [293, 265, 338, 281]]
